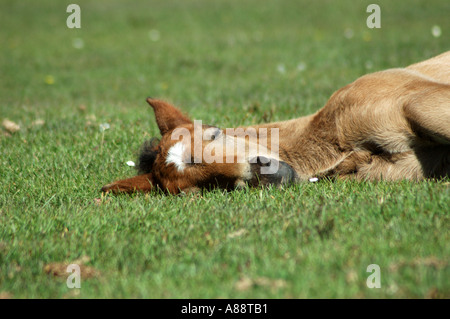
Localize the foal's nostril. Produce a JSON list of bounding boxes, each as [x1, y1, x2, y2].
[[254, 156, 271, 166]]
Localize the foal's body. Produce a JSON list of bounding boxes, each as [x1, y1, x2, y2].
[[102, 52, 450, 194], [250, 51, 450, 181]]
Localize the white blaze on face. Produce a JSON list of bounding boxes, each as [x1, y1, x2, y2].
[[166, 141, 186, 172]]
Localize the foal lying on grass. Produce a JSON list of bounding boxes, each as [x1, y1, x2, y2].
[[102, 51, 450, 194]]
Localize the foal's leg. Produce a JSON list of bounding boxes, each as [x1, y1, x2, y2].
[[404, 86, 450, 144], [101, 173, 155, 194]]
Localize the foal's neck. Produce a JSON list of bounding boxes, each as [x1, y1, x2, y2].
[[249, 109, 347, 179]]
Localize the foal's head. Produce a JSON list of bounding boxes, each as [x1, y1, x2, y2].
[[101, 98, 296, 194]]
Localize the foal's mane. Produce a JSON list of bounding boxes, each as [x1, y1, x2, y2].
[[137, 137, 160, 174]]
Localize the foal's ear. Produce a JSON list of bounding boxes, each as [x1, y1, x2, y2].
[[146, 98, 192, 135]]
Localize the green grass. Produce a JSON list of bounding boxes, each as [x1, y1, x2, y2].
[[0, 0, 449, 298]]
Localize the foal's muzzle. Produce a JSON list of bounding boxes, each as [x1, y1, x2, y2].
[[248, 156, 297, 186]]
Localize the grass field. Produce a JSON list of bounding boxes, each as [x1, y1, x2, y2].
[[0, 0, 449, 298]]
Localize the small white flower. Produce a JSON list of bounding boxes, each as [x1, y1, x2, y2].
[[344, 28, 354, 39], [126, 161, 135, 167], [148, 29, 160, 42], [99, 123, 110, 132], [365, 60, 373, 69], [72, 38, 84, 49], [277, 63, 286, 74], [297, 62, 307, 72], [431, 25, 441, 38], [309, 177, 319, 183]]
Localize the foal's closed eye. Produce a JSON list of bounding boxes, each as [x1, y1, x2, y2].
[[205, 127, 222, 141]]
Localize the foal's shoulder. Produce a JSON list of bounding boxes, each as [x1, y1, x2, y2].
[[406, 51, 450, 84]]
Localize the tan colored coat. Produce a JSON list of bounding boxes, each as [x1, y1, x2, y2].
[[102, 52, 450, 194]]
